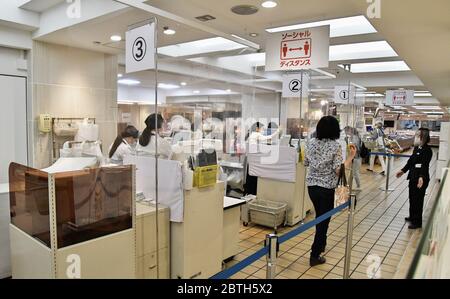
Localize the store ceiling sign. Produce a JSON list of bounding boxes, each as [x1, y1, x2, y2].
[[126, 22, 155, 73], [265, 25, 330, 72], [282, 73, 309, 98], [334, 85, 356, 104], [386, 90, 414, 106]]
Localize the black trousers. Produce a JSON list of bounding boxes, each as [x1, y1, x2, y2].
[[308, 186, 335, 258], [244, 169, 258, 196], [408, 179, 429, 226]]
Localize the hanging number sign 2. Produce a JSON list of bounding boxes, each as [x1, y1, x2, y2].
[[282, 74, 309, 98], [289, 79, 301, 93]]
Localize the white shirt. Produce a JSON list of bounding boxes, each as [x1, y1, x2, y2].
[[136, 134, 173, 159], [109, 139, 134, 165]]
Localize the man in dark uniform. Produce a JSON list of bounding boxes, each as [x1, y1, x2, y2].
[[397, 128, 433, 229]]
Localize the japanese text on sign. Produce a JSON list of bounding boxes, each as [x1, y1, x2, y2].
[[265, 26, 329, 71]]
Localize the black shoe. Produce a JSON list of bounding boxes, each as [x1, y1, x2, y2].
[[310, 256, 326, 267], [408, 224, 422, 230], [405, 217, 411, 222]]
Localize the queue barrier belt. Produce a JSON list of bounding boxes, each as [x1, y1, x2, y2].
[[210, 201, 350, 279], [368, 152, 411, 158]]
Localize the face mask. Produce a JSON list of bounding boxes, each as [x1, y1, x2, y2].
[[414, 136, 421, 147]]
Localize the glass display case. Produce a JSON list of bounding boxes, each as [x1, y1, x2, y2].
[[10, 163, 133, 248], [9, 162, 136, 278]]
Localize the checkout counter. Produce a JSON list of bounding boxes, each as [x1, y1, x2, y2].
[[223, 197, 246, 262], [248, 145, 313, 226], [125, 155, 230, 279]]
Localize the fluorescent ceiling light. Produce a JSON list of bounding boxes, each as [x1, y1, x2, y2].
[[392, 106, 406, 110], [158, 83, 180, 89], [413, 106, 441, 110], [180, 82, 187, 86], [330, 41, 398, 61], [424, 111, 444, 114], [110, 35, 122, 42], [339, 61, 410, 73], [262, 1, 278, 8], [118, 79, 140, 85], [159, 37, 247, 57], [357, 93, 384, 97], [193, 90, 200, 94], [266, 15, 377, 37], [414, 92, 433, 97], [117, 73, 123, 78]]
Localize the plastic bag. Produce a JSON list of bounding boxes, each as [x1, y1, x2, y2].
[[75, 119, 99, 142]]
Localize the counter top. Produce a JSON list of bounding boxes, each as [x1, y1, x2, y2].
[[224, 197, 246, 210], [219, 161, 244, 169], [136, 201, 168, 217]]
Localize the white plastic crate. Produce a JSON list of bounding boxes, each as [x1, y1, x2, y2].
[[248, 199, 287, 231]]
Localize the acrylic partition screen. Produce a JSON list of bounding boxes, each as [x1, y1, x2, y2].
[[53, 166, 133, 249], [9, 163, 51, 248], [408, 163, 450, 278]]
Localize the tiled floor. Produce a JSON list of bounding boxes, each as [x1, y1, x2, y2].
[[226, 151, 438, 279]]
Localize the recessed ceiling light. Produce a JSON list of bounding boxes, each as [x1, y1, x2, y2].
[[266, 15, 377, 38], [338, 61, 410, 73], [118, 79, 140, 85], [249, 33, 259, 37], [180, 82, 187, 86], [262, 1, 278, 8], [110, 35, 122, 42], [158, 83, 180, 89], [163, 27, 176, 35], [117, 73, 123, 78]]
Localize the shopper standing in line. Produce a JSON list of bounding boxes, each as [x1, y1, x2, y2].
[[305, 116, 357, 266], [345, 126, 363, 191], [396, 128, 433, 229]]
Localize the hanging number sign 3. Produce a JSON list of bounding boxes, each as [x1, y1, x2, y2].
[[126, 22, 155, 73]]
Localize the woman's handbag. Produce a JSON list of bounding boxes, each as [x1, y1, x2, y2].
[[335, 164, 350, 208]]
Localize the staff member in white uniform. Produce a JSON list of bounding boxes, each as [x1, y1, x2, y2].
[[137, 113, 173, 159], [109, 125, 139, 165]]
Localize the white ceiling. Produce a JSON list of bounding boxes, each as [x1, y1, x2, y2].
[[32, 0, 450, 110], [20, 0, 65, 13]]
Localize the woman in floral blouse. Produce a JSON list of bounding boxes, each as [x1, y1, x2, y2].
[[305, 116, 356, 267]]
